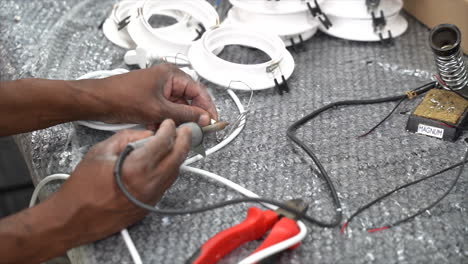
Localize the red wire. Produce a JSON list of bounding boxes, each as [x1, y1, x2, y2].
[[340, 222, 348, 234], [439, 122, 454, 128], [367, 226, 389, 233], [433, 74, 447, 87]]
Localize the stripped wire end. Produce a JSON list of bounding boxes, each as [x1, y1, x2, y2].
[[340, 222, 348, 234], [202, 121, 229, 134]]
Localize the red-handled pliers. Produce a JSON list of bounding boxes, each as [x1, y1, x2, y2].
[[186, 199, 308, 264]]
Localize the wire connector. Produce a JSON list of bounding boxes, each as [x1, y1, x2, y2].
[[405, 90, 418, 99]]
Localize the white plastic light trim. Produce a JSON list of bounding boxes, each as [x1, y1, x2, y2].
[[225, 7, 319, 47], [321, 13, 408, 42], [127, 0, 219, 57], [188, 26, 295, 91], [230, 0, 324, 14], [320, 0, 408, 42], [102, 0, 140, 49], [283, 26, 318, 47], [322, 0, 403, 19], [124, 47, 192, 68], [103, 1, 194, 49]]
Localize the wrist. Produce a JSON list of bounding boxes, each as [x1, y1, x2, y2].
[[0, 194, 77, 263], [64, 78, 111, 121]]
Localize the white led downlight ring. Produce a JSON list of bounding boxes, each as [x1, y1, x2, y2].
[[227, 0, 324, 47], [225, 9, 318, 47], [102, 0, 140, 49], [127, 0, 219, 57], [188, 25, 295, 91], [320, 0, 408, 42]]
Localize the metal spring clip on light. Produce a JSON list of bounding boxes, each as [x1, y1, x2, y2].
[[368, 0, 393, 44], [268, 61, 290, 95], [306, 0, 332, 30]]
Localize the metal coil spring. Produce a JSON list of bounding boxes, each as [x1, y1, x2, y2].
[[434, 48, 468, 90]]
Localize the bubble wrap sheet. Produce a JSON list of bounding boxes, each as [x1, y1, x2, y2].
[[1, 1, 467, 263]]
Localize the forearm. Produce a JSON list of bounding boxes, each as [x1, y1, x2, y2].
[[0, 78, 108, 136], [0, 196, 77, 264]]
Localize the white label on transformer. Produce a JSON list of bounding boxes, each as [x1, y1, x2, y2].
[[417, 124, 444, 139]]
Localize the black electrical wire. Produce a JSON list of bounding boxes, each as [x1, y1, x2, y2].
[[358, 97, 406, 138], [359, 82, 438, 137], [342, 147, 468, 233], [445, 85, 468, 101], [434, 74, 468, 101], [114, 145, 335, 227], [115, 81, 437, 229], [285, 82, 435, 227]]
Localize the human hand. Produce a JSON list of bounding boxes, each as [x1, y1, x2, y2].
[[52, 120, 191, 245], [89, 64, 217, 127]]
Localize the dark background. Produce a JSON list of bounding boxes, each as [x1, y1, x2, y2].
[[0, 137, 32, 217]]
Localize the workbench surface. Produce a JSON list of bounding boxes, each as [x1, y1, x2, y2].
[[1, 0, 467, 263]]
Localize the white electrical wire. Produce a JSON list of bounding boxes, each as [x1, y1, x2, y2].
[[29, 174, 69, 208], [181, 166, 261, 202], [30, 88, 247, 263], [183, 89, 246, 165], [120, 229, 143, 264], [29, 173, 143, 264], [180, 166, 308, 264], [30, 159, 307, 264], [239, 222, 308, 264]]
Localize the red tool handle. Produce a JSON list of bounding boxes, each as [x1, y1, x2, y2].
[[187, 207, 278, 264], [252, 217, 301, 256]]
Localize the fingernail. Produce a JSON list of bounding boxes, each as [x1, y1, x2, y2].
[[198, 114, 210, 126]]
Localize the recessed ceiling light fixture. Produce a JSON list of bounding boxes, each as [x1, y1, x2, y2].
[[225, 0, 329, 48], [320, 0, 407, 43], [188, 25, 295, 91], [127, 0, 219, 57]]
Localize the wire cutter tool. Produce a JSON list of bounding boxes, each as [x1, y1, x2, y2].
[[186, 199, 308, 264]]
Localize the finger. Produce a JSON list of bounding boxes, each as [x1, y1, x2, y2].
[[186, 81, 218, 121], [152, 126, 192, 188], [169, 97, 189, 105], [164, 74, 218, 121], [101, 129, 154, 153], [163, 102, 211, 126], [145, 123, 157, 131], [131, 119, 176, 166]]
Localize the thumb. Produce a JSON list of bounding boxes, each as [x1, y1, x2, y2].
[[165, 102, 211, 126]]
